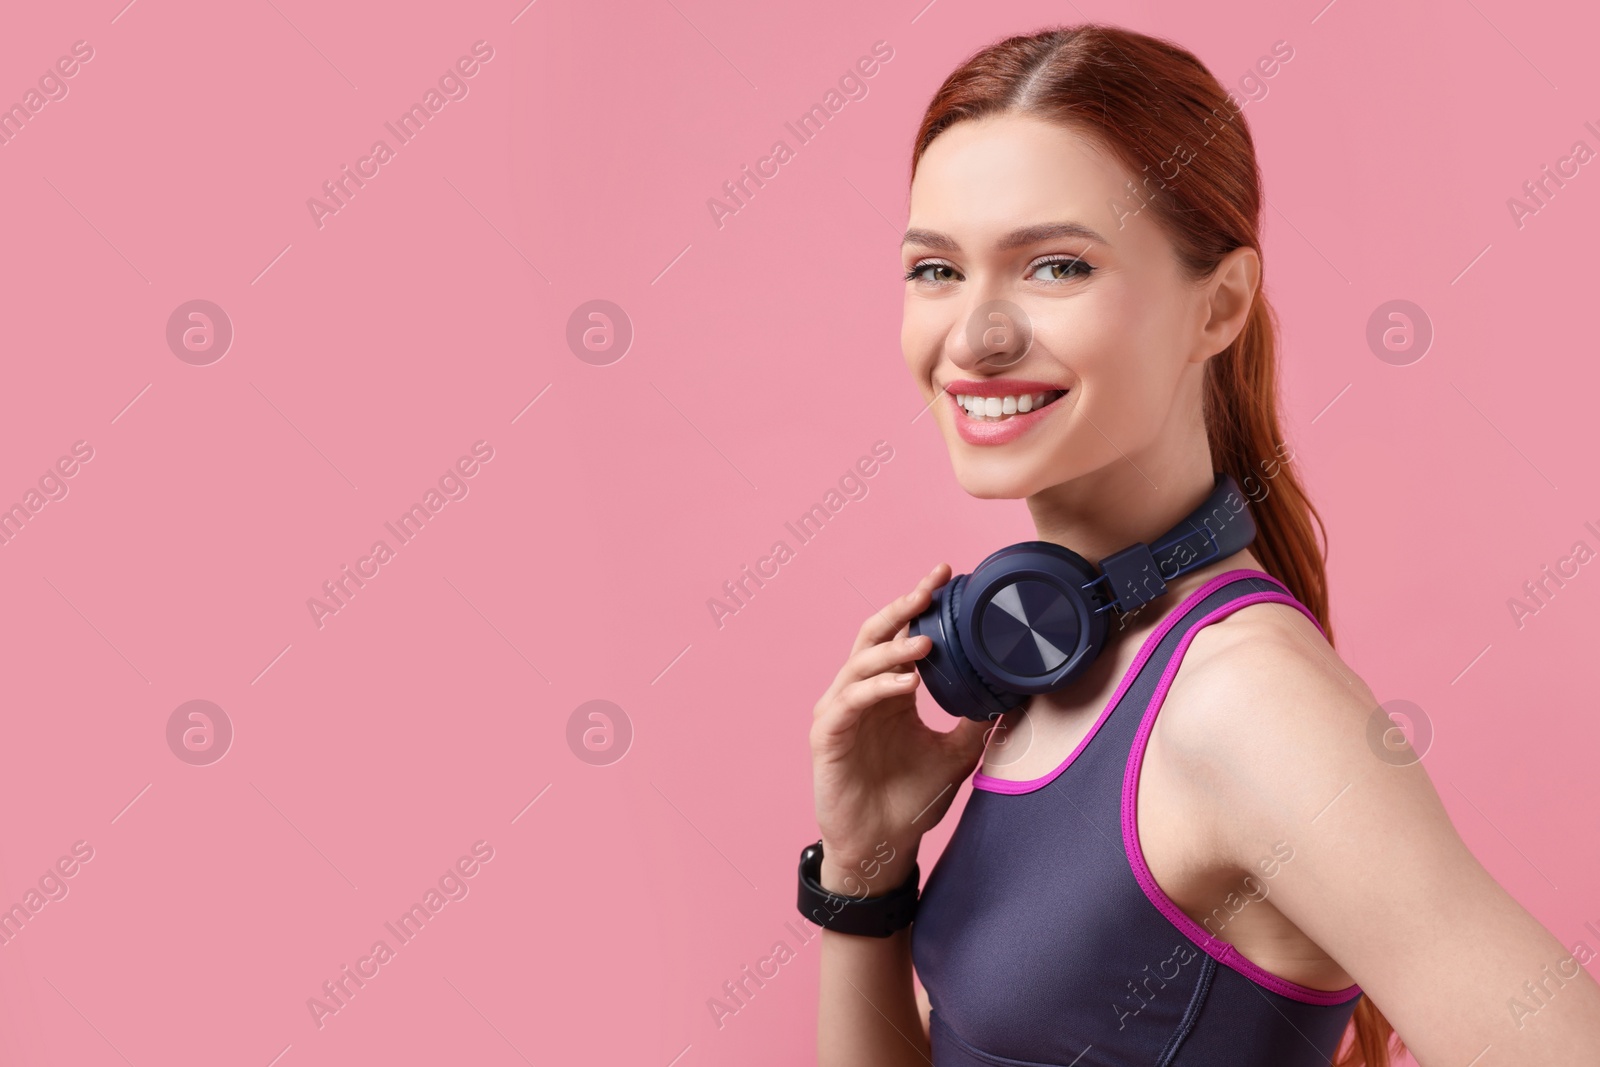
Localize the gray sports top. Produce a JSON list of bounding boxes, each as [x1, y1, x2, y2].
[[911, 569, 1362, 1066]]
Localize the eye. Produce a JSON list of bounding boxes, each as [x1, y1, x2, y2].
[[904, 259, 961, 285], [1027, 254, 1094, 284]]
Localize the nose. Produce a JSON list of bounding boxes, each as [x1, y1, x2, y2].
[[949, 297, 1034, 373]]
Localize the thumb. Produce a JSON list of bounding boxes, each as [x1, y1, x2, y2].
[[944, 716, 993, 769]]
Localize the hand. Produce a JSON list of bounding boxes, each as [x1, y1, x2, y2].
[[809, 563, 992, 896]]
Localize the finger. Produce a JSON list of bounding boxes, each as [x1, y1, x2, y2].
[[839, 633, 933, 688], [850, 563, 951, 655], [928, 717, 993, 782], [813, 670, 920, 734], [951, 716, 995, 758]]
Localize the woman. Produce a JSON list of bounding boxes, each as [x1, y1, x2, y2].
[[805, 24, 1600, 1067]]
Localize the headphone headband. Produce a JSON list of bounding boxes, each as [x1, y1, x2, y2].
[[1089, 472, 1256, 614]]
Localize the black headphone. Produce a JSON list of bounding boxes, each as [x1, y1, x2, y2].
[[908, 472, 1257, 721]]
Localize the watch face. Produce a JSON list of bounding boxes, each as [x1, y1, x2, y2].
[[977, 578, 1081, 678]]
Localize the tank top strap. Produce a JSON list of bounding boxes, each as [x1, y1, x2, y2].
[[1081, 567, 1316, 817], [970, 568, 1315, 808]]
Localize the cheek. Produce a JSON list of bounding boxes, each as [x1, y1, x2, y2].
[[900, 302, 945, 379], [1034, 293, 1142, 392], [1103, 285, 1186, 380], [1037, 292, 1181, 435]]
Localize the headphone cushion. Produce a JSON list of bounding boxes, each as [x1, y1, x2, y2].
[[948, 574, 1025, 714]]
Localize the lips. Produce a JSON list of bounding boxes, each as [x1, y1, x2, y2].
[[945, 379, 1071, 446]]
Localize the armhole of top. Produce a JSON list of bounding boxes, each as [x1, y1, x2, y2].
[[1118, 588, 1364, 1007], [972, 569, 1282, 796]]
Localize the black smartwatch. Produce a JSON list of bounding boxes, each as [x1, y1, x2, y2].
[[796, 840, 919, 937]]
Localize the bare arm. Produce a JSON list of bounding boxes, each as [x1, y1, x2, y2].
[[810, 564, 988, 1066], [817, 925, 926, 1066], [1171, 609, 1600, 1064]]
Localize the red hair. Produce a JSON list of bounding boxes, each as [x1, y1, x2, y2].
[[908, 24, 1399, 1065]]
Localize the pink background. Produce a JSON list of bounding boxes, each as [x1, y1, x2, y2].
[[1, 0, 1596, 1063]]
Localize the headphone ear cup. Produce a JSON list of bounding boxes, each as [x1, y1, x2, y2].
[[957, 541, 1109, 695], [948, 575, 1027, 715], [910, 576, 1024, 721]]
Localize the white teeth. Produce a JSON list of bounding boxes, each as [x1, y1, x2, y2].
[[956, 390, 1064, 421]]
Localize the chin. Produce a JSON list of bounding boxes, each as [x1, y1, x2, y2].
[[948, 455, 1051, 499]]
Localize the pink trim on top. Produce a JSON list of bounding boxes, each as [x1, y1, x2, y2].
[[1120, 590, 1362, 1006], [973, 569, 1296, 796]]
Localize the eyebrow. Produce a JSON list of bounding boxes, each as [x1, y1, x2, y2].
[[901, 221, 1109, 252]]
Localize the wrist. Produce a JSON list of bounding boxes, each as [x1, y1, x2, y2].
[[816, 840, 918, 898]]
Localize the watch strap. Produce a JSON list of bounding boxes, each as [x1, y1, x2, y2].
[[796, 841, 919, 937]]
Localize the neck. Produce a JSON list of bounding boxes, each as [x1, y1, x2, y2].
[[1025, 455, 1220, 566]]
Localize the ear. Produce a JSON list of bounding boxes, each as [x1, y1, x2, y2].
[[1190, 245, 1260, 363]]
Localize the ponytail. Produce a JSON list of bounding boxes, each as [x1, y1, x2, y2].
[[1206, 288, 1403, 1066]]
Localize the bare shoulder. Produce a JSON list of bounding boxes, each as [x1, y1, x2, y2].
[[1165, 597, 1378, 733], [1149, 597, 1394, 833]]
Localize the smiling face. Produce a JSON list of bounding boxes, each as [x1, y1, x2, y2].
[[902, 112, 1244, 500]]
